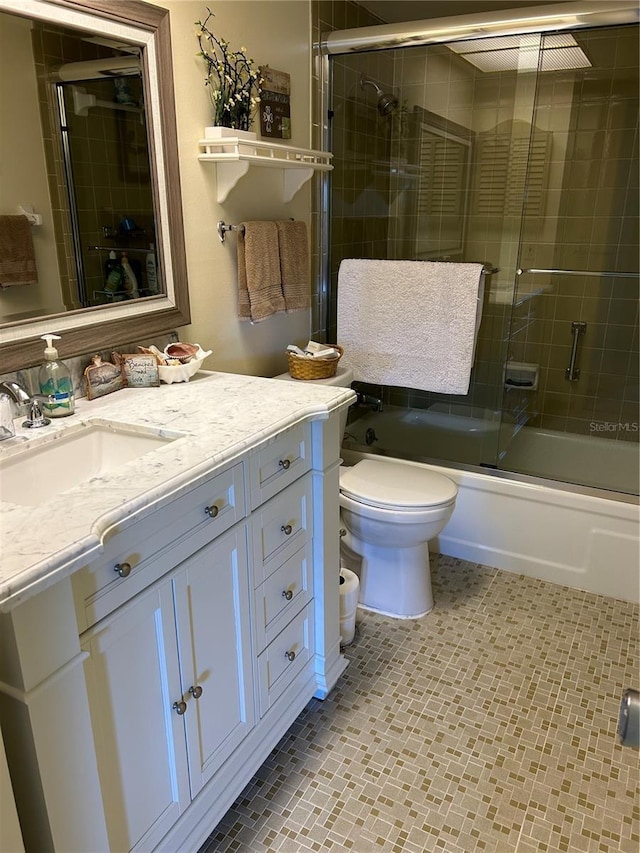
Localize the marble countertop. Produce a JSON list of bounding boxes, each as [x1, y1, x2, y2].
[[0, 371, 355, 611]]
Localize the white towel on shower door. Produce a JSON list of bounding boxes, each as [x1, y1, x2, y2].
[[337, 259, 484, 395]]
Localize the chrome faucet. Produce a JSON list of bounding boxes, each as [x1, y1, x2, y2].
[[0, 381, 51, 429], [355, 391, 383, 413], [0, 381, 30, 406]]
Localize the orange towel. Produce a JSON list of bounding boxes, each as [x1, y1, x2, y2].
[[0, 215, 37, 287], [237, 221, 285, 322], [276, 220, 309, 313]]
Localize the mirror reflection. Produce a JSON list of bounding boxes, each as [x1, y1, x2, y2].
[[0, 7, 162, 326]]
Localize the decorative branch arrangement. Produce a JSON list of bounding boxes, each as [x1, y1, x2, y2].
[[196, 8, 262, 131]]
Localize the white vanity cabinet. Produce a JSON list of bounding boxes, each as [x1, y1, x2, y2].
[[250, 473, 315, 715], [0, 395, 350, 853], [81, 524, 253, 852]]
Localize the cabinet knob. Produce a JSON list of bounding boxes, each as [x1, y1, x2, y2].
[[114, 562, 132, 578], [282, 589, 293, 601], [281, 524, 293, 536], [189, 685, 203, 699], [205, 504, 219, 519], [172, 700, 187, 716], [279, 458, 291, 470], [285, 650, 296, 662]]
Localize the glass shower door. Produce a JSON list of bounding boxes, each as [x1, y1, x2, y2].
[[498, 24, 639, 495], [330, 34, 542, 469]]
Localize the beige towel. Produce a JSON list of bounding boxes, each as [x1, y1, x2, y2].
[[337, 259, 484, 395], [236, 230, 252, 321], [276, 220, 309, 313], [237, 221, 285, 322], [0, 215, 37, 287]]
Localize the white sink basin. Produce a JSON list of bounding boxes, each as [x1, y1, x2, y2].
[[0, 421, 181, 507]]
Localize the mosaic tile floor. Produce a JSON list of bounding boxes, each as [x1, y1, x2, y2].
[[200, 555, 639, 853]]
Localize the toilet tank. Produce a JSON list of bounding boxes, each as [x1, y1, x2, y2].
[[272, 365, 354, 437]]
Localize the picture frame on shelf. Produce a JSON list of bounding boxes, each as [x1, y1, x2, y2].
[[259, 67, 291, 140]]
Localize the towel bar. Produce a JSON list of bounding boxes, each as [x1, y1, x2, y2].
[[518, 267, 639, 278], [17, 205, 42, 226], [217, 220, 245, 243], [217, 218, 296, 244]]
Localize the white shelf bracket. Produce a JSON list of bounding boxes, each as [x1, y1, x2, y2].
[[215, 162, 251, 203], [283, 168, 314, 203]]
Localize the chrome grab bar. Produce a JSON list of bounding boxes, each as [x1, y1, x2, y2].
[[566, 321, 586, 381]]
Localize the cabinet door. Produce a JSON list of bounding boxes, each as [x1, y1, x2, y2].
[[173, 525, 254, 798], [82, 583, 190, 853]]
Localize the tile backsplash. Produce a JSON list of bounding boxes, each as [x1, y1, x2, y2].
[[0, 331, 178, 413]]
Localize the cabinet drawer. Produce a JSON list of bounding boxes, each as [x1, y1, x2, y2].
[[73, 463, 245, 631], [254, 542, 313, 652], [248, 423, 311, 509], [250, 474, 312, 587], [257, 603, 314, 717]]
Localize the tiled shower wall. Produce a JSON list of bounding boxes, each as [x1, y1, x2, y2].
[[310, 1, 386, 340], [314, 5, 638, 448], [513, 25, 639, 441]]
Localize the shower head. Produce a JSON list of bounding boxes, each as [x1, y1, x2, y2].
[[377, 90, 399, 116], [359, 74, 399, 116]]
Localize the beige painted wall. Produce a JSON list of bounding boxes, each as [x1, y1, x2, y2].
[[159, 0, 313, 378]]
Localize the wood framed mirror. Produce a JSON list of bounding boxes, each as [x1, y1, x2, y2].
[[0, 0, 190, 373]]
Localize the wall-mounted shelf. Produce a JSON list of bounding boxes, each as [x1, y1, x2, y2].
[[198, 135, 333, 203]]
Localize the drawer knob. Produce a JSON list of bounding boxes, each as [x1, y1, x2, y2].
[[189, 685, 203, 699], [282, 589, 293, 601], [172, 700, 187, 716], [205, 504, 219, 519], [279, 458, 291, 470], [281, 524, 293, 536], [114, 562, 132, 578], [285, 650, 296, 662]]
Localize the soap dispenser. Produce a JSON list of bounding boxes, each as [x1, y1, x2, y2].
[[38, 333, 75, 417]]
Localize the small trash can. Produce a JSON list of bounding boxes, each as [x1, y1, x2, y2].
[[619, 688, 640, 748], [339, 567, 359, 645]]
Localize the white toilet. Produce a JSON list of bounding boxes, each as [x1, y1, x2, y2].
[[339, 459, 457, 618], [273, 365, 458, 618]]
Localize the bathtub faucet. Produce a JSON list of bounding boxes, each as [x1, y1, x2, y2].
[[355, 391, 383, 412]]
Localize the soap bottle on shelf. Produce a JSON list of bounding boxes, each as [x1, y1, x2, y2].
[[121, 253, 140, 299], [38, 333, 75, 418], [104, 251, 124, 297], [145, 243, 158, 294]]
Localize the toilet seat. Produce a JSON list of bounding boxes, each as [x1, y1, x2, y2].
[[340, 459, 457, 510]]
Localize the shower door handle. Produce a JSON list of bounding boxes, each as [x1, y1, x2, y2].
[[566, 321, 586, 381]]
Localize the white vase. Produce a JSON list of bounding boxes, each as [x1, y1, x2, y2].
[[205, 126, 257, 140]]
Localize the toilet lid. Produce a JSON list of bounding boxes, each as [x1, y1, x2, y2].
[[340, 459, 457, 509]]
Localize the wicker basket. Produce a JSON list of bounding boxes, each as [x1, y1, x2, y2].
[[287, 345, 343, 380]]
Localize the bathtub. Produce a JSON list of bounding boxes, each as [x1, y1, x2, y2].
[[345, 403, 501, 465], [342, 408, 640, 603], [504, 426, 639, 496], [346, 405, 639, 495]]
